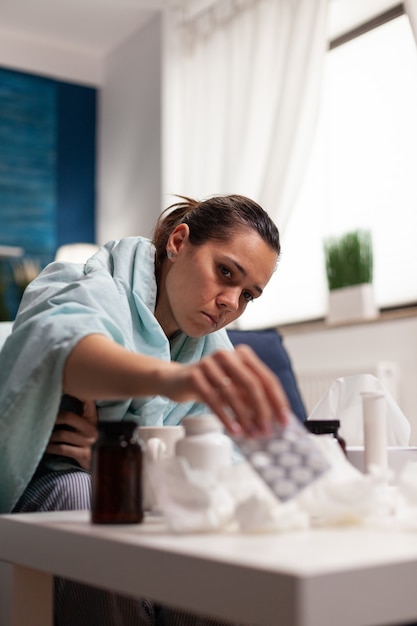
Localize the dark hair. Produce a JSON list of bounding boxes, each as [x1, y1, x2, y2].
[[153, 194, 280, 278]]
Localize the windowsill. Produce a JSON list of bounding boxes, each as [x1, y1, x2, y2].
[[279, 304, 417, 336]]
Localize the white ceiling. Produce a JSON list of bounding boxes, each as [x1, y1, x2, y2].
[[0, 0, 168, 56], [0, 0, 401, 57]]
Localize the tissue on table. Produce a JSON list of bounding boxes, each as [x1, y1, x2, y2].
[[296, 435, 396, 526], [146, 429, 417, 533], [146, 456, 310, 533], [146, 410, 329, 534], [308, 374, 410, 446], [147, 434, 400, 532]]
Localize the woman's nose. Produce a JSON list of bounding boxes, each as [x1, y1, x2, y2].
[[217, 288, 240, 311]]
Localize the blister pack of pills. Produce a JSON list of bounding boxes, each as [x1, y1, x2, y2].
[[232, 412, 330, 502]]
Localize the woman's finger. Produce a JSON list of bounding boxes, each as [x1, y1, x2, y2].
[[49, 426, 96, 448], [233, 345, 290, 427], [179, 363, 241, 435], [49, 398, 98, 470], [46, 442, 91, 471], [179, 347, 289, 436], [208, 347, 289, 434], [81, 399, 98, 424], [53, 412, 97, 438], [195, 355, 261, 435]]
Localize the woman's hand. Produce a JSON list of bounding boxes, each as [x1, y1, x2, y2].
[[46, 399, 98, 470], [161, 344, 290, 437]]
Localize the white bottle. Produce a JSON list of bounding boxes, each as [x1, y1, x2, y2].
[[361, 391, 388, 473], [175, 415, 233, 472]]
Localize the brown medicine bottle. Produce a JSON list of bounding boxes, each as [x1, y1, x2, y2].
[[91, 421, 144, 524]]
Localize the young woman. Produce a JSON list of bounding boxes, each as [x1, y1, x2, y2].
[[0, 194, 289, 625]]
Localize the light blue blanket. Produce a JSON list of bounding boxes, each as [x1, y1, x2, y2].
[[0, 237, 233, 513]]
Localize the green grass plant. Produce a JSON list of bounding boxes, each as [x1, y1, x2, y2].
[[324, 230, 373, 291]]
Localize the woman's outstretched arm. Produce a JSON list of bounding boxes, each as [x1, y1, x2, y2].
[[63, 334, 289, 437]]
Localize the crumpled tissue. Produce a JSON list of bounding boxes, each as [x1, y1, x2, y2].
[[145, 434, 393, 534], [146, 426, 417, 535], [296, 435, 397, 527], [146, 455, 309, 534], [308, 374, 410, 446], [390, 462, 417, 531]]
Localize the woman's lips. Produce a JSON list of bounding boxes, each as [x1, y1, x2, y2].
[[201, 312, 219, 328]]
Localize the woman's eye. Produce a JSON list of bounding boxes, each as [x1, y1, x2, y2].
[[219, 266, 253, 302], [220, 266, 232, 279], [243, 291, 254, 303]]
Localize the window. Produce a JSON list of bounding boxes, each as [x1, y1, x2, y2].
[[273, 9, 417, 325]]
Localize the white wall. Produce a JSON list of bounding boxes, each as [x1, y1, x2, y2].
[[97, 14, 163, 244], [282, 315, 417, 444]]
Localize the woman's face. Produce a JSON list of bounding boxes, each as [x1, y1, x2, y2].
[[155, 225, 278, 338]]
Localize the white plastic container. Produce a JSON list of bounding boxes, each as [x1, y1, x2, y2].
[[361, 391, 388, 473], [175, 415, 233, 472]]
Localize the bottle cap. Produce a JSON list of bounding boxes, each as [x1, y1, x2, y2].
[[181, 415, 224, 435], [305, 419, 340, 435], [98, 420, 138, 436]]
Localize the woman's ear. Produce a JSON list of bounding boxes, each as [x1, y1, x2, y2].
[[166, 223, 190, 259]]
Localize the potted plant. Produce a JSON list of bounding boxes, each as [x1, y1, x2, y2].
[[323, 229, 378, 324]]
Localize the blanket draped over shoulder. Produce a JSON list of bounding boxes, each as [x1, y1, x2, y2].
[[0, 237, 233, 513]]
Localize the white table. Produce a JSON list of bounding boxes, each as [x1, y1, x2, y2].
[[1, 511, 417, 626]]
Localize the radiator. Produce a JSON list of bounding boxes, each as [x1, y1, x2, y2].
[[296, 361, 400, 415]]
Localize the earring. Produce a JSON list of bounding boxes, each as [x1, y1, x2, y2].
[[167, 251, 174, 260]]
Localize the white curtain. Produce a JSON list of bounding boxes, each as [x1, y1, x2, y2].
[[405, 0, 417, 42], [163, 0, 329, 329]]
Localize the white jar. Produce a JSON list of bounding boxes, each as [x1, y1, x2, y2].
[[175, 415, 233, 472]]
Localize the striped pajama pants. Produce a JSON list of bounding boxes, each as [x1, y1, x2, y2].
[[13, 467, 246, 626]]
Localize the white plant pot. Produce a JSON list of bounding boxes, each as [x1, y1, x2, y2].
[[327, 283, 378, 325]]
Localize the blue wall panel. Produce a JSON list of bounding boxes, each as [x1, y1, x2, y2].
[[56, 81, 96, 247], [0, 67, 97, 318], [0, 69, 56, 265]]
